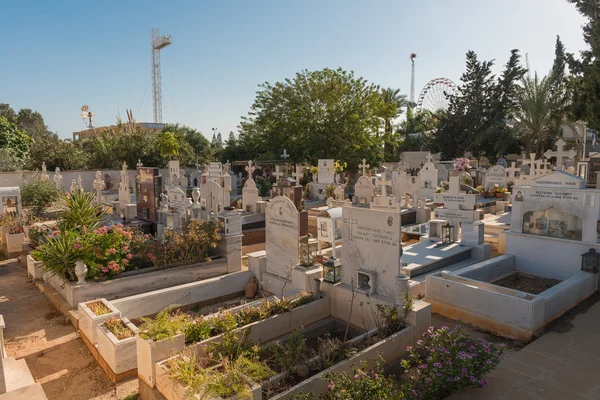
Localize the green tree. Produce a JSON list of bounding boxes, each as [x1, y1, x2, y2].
[[239, 68, 386, 169], [0, 104, 17, 123], [164, 124, 213, 164], [567, 0, 600, 131], [157, 131, 180, 160], [20, 175, 62, 216], [395, 110, 440, 155], [380, 87, 407, 161], [0, 116, 33, 164]]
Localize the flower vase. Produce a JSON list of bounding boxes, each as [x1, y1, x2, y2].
[[75, 260, 88, 284], [245, 276, 258, 298]]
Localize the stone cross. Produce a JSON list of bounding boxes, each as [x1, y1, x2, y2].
[[70, 179, 78, 194], [224, 160, 231, 174], [528, 153, 537, 177], [245, 160, 256, 178], [359, 158, 370, 176], [93, 171, 105, 203], [506, 162, 520, 180], [425, 153, 434, 164], [343, 211, 358, 240], [293, 165, 305, 184], [544, 138, 577, 171], [274, 165, 284, 181], [41, 162, 49, 181], [397, 160, 408, 172], [534, 158, 546, 175], [77, 175, 83, 191], [136, 159, 143, 168], [53, 167, 63, 188], [376, 172, 392, 199], [281, 149, 290, 160]]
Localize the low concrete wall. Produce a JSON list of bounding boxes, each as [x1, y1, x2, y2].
[[111, 270, 253, 319], [539, 271, 597, 321], [425, 270, 597, 341], [47, 258, 229, 309], [451, 255, 515, 281], [506, 232, 600, 280]]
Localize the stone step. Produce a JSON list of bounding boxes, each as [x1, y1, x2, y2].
[[0, 383, 47, 400], [3, 358, 35, 393]]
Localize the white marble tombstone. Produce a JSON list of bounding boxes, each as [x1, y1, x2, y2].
[[200, 180, 224, 216], [341, 205, 403, 299], [317, 159, 335, 184], [242, 178, 260, 213], [483, 165, 507, 191], [419, 159, 438, 200], [265, 196, 301, 278], [354, 175, 375, 206]]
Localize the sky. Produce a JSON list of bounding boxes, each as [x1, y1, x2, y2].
[[0, 0, 588, 140]]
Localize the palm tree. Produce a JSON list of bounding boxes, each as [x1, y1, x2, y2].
[[514, 72, 563, 157], [380, 88, 408, 161]]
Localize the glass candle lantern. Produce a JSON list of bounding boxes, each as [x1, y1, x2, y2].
[[323, 257, 342, 283], [442, 222, 454, 244], [581, 248, 600, 273], [299, 233, 318, 267]]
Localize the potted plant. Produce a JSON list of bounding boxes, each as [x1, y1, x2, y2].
[[494, 186, 504, 198], [475, 185, 484, 197], [78, 298, 121, 345], [501, 187, 509, 199], [97, 316, 139, 374]]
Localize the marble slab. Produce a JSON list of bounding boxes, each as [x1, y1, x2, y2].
[[341, 205, 402, 299], [265, 196, 300, 278]]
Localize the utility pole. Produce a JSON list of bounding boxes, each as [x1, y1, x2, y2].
[[151, 29, 172, 124]]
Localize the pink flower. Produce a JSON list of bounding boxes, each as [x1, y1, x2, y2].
[[107, 248, 117, 255], [121, 259, 129, 265], [126, 253, 132, 260], [123, 246, 129, 251], [102, 267, 108, 273], [73, 243, 82, 249]]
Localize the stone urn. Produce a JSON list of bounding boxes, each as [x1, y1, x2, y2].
[[245, 276, 258, 298], [75, 260, 88, 284]]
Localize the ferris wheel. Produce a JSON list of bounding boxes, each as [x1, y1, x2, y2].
[[416, 78, 459, 113]]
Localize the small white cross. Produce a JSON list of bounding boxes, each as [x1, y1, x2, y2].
[[281, 149, 290, 160], [528, 153, 537, 177], [544, 138, 577, 171], [506, 162, 521, 180], [245, 160, 256, 178], [136, 159, 143, 168], [359, 158, 370, 176], [293, 165, 305, 183], [425, 153, 434, 164], [274, 165, 284, 181], [122, 161, 127, 171]]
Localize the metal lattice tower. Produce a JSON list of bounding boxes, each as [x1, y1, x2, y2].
[[151, 28, 172, 123]]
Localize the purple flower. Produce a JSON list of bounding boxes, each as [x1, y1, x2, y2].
[[470, 376, 476, 382], [462, 368, 467, 373], [406, 346, 412, 351], [434, 362, 442, 368], [417, 340, 424, 345], [436, 373, 442, 377], [486, 360, 492, 364], [455, 376, 461, 381], [354, 374, 359, 380], [419, 364, 427, 369], [446, 360, 452, 365], [479, 379, 487, 387]]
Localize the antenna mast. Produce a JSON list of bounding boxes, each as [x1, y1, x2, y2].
[[151, 28, 172, 124]]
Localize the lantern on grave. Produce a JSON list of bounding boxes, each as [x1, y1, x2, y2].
[[441, 222, 454, 245], [299, 233, 319, 267], [323, 257, 342, 283], [581, 248, 600, 273]]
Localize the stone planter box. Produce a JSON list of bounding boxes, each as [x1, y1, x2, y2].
[[5, 232, 25, 255], [272, 325, 414, 399], [26, 255, 45, 281], [78, 298, 121, 345], [156, 355, 262, 400], [0, 226, 9, 245], [137, 333, 185, 388], [96, 317, 139, 375], [45, 257, 229, 309], [187, 295, 331, 359]]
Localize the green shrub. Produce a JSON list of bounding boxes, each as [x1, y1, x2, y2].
[[58, 190, 105, 234], [20, 175, 62, 217], [271, 329, 308, 373], [184, 317, 211, 344], [138, 305, 189, 341]]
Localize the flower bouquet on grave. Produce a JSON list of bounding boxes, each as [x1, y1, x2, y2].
[[453, 157, 470, 171]]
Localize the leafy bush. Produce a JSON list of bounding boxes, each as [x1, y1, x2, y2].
[[271, 329, 309, 373], [152, 219, 221, 267], [400, 324, 504, 399], [32, 230, 81, 281], [27, 224, 52, 248], [293, 357, 401, 400], [58, 190, 105, 234], [20, 175, 62, 217], [138, 306, 189, 341], [210, 327, 258, 363], [184, 317, 211, 344], [211, 311, 238, 335], [257, 178, 272, 197]]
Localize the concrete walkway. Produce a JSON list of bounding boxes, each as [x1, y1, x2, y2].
[[449, 293, 600, 399]]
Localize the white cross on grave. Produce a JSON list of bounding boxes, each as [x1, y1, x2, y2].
[[136, 159, 143, 168], [544, 139, 577, 171], [344, 211, 358, 240], [245, 160, 256, 178], [425, 153, 434, 164], [224, 160, 231, 173], [293, 165, 304, 184], [359, 158, 370, 176], [281, 149, 290, 160], [506, 162, 520, 180], [534, 158, 546, 175], [93, 171, 105, 203], [195, 161, 201, 171], [274, 165, 285, 181]]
